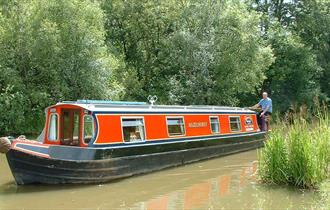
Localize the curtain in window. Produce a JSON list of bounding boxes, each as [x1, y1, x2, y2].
[[48, 114, 57, 141]]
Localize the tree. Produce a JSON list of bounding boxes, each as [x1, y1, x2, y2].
[[0, 0, 117, 134], [293, 0, 330, 101], [103, 0, 274, 105], [262, 26, 321, 112], [252, 0, 325, 112]]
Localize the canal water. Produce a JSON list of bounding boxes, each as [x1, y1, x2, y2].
[[0, 150, 326, 209]]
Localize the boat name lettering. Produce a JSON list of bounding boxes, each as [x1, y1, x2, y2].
[[188, 122, 208, 128]]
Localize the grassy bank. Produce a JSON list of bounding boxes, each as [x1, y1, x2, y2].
[[258, 113, 330, 189]]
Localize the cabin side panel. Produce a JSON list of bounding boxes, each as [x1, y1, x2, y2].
[[219, 115, 231, 134], [144, 115, 168, 140], [184, 115, 211, 137], [91, 112, 259, 145], [94, 115, 122, 144], [240, 116, 247, 132]]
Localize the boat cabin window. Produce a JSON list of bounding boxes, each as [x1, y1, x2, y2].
[[210, 116, 220, 134], [61, 109, 80, 146], [229, 116, 241, 132], [83, 115, 94, 144], [121, 118, 145, 143], [167, 117, 185, 136], [48, 114, 58, 141]]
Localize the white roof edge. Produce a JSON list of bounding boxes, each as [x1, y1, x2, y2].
[[53, 102, 255, 113]]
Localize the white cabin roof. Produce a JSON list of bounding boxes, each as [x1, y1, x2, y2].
[[53, 100, 255, 114]]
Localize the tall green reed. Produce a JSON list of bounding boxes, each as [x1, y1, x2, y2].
[[258, 111, 330, 189]]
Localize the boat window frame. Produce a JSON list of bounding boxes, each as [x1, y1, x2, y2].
[[60, 109, 81, 146], [82, 114, 95, 145], [229, 116, 242, 132], [209, 116, 220, 134], [48, 113, 59, 142], [166, 116, 186, 137], [120, 116, 146, 143]]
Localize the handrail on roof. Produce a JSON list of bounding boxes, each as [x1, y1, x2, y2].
[[60, 100, 147, 105]]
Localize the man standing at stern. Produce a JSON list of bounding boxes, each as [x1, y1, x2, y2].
[[250, 92, 272, 131]]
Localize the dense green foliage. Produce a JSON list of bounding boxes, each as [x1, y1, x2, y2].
[[103, 0, 273, 105], [0, 0, 115, 134], [0, 0, 329, 134], [259, 114, 330, 189], [254, 0, 329, 110]]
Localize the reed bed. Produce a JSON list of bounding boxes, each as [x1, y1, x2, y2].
[[258, 112, 330, 189]]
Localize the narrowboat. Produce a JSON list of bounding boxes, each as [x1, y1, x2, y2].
[[0, 100, 265, 185]]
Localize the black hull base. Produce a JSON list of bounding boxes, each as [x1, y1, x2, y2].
[[6, 135, 265, 185]]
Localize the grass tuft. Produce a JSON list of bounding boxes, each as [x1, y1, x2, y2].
[[258, 112, 330, 189]]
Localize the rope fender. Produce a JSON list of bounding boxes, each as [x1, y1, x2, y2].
[[0, 137, 12, 154]]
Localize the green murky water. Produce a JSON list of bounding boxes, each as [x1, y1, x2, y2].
[[0, 150, 327, 209]]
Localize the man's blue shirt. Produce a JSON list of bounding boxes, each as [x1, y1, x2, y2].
[[258, 97, 272, 113]]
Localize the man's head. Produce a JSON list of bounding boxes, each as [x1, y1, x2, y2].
[[262, 92, 268, 99]]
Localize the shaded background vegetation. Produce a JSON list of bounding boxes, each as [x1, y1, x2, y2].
[[0, 0, 329, 135]]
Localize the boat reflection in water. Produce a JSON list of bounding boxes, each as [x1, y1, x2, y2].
[[129, 161, 258, 210]]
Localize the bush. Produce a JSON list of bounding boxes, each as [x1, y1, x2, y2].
[[259, 112, 330, 189]]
